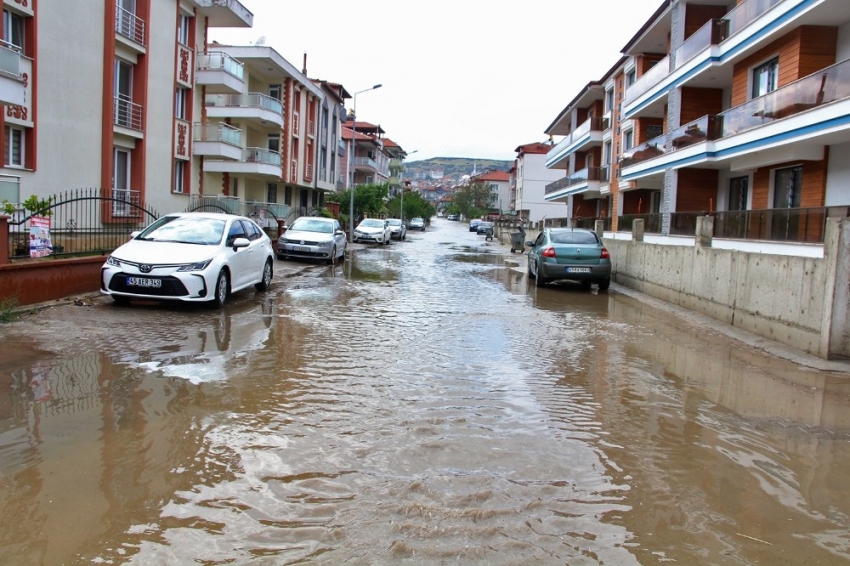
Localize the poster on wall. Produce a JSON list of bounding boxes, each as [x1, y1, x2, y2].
[[29, 216, 53, 258]]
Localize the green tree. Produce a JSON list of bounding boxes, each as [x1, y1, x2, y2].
[[326, 183, 389, 222], [450, 182, 494, 219], [385, 190, 435, 221]]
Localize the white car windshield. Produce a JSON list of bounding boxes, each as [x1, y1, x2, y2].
[[137, 216, 225, 245], [360, 219, 385, 228], [290, 219, 333, 233], [387, 219, 401, 226]]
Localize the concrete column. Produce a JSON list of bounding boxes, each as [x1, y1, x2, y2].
[[0, 215, 9, 265], [594, 219, 605, 238], [823, 217, 850, 359], [661, 0, 685, 237], [695, 216, 713, 248], [633, 218, 645, 242]]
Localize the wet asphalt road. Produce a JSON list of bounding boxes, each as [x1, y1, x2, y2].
[[2, 217, 850, 565]]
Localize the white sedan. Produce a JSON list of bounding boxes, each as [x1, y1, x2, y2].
[[277, 216, 347, 264], [353, 218, 392, 245], [101, 212, 274, 308]]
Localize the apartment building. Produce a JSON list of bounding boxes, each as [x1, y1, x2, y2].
[[544, 0, 850, 240], [510, 142, 567, 223], [342, 119, 391, 187], [0, 1, 351, 229], [470, 169, 511, 215]]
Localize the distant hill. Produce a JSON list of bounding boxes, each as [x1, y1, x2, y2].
[[405, 157, 511, 183]]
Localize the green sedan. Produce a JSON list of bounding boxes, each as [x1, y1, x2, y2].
[[526, 228, 611, 290]]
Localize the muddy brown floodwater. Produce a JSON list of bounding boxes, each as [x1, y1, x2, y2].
[[2, 218, 850, 565]]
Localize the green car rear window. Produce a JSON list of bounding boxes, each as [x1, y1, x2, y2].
[[550, 231, 598, 244]]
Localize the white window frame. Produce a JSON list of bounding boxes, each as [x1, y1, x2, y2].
[[173, 160, 185, 194], [751, 56, 779, 99], [5, 125, 24, 167], [3, 9, 24, 51], [175, 88, 187, 119], [623, 128, 634, 151], [177, 13, 190, 45]]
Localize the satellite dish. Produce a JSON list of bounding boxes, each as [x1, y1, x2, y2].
[[256, 36, 266, 46]]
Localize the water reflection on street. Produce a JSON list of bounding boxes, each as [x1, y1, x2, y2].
[[1, 218, 850, 564]]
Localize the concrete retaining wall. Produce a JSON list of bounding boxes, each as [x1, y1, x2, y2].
[[604, 218, 849, 360]]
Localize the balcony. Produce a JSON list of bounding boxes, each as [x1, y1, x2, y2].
[[713, 206, 845, 243], [196, 51, 245, 94], [193, 122, 243, 160], [202, 147, 282, 178], [205, 93, 284, 129], [352, 156, 379, 171], [621, 115, 721, 168], [192, 0, 253, 28], [621, 58, 850, 177], [544, 166, 607, 200], [245, 201, 290, 222], [189, 194, 242, 214], [0, 42, 24, 106], [674, 19, 729, 69], [624, 0, 791, 118], [115, 7, 145, 48], [545, 117, 608, 169], [114, 96, 144, 132]]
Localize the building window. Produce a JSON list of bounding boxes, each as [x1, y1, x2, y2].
[[603, 140, 612, 166], [729, 177, 749, 211], [231, 176, 238, 197], [269, 84, 281, 101], [177, 13, 190, 45], [752, 57, 779, 99], [623, 129, 634, 151], [3, 9, 24, 51], [646, 125, 663, 140], [773, 166, 802, 208], [284, 186, 292, 205], [173, 161, 185, 194], [605, 89, 614, 113], [175, 88, 187, 119], [626, 68, 636, 86], [5, 126, 23, 167], [267, 183, 277, 203], [267, 134, 280, 154]]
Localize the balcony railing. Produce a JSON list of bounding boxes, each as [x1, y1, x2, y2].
[[545, 167, 606, 195], [621, 115, 722, 168], [196, 51, 244, 80], [675, 19, 729, 69], [193, 121, 241, 145], [618, 213, 662, 233], [189, 194, 242, 214], [624, 55, 670, 103], [243, 147, 281, 166], [245, 201, 290, 221], [670, 211, 709, 236], [0, 41, 21, 78], [352, 157, 379, 170], [114, 96, 143, 130], [205, 93, 283, 115], [115, 7, 145, 45], [713, 206, 847, 243], [725, 0, 786, 37], [721, 57, 850, 136]]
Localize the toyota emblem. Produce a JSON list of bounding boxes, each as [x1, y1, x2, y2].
[[140, 264, 152, 273]]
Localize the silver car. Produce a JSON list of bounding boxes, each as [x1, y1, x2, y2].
[[353, 218, 392, 245], [387, 218, 407, 240], [277, 216, 347, 264]]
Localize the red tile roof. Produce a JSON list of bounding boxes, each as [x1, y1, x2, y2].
[[475, 170, 510, 181], [514, 142, 553, 155]]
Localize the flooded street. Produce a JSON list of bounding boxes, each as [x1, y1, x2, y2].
[[3, 218, 850, 565]]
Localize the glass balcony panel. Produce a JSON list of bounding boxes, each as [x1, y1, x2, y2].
[[725, 0, 785, 37], [624, 55, 670, 104], [675, 19, 729, 68], [194, 122, 241, 145], [243, 147, 281, 166], [0, 42, 21, 77], [196, 51, 245, 80]]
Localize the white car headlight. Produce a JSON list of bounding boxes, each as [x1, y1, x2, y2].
[[106, 255, 121, 267], [177, 259, 212, 272], [317, 240, 332, 248]]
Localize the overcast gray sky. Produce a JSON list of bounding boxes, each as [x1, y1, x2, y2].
[[209, 0, 663, 162]]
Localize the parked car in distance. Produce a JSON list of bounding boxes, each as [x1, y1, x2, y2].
[[526, 228, 611, 290], [409, 217, 426, 231], [353, 218, 392, 245], [447, 214, 459, 221], [469, 219, 481, 232], [476, 221, 494, 234], [277, 216, 346, 264], [387, 218, 407, 240], [101, 212, 274, 308]]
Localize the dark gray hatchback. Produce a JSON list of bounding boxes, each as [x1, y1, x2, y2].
[[525, 228, 611, 290]]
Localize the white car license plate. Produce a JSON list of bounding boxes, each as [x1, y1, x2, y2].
[[567, 267, 591, 274], [293, 245, 310, 252], [128, 277, 162, 288]]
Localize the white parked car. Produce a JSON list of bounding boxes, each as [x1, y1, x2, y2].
[[409, 217, 426, 231], [101, 212, 274, 308], [277, 216, 346, 264], [353, 218, 392, 245]]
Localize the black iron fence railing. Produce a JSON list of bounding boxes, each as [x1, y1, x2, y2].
[[7, 188, 159, 261], [713, 206, 849, 243]]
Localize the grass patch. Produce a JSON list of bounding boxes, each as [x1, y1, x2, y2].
[[0, 295, 19, 323]]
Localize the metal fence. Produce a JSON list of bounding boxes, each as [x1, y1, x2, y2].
[[7, 188, 159, 261], [713, 206, 849, 243]]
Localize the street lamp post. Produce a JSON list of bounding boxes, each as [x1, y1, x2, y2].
[[400, 149, 418, 225], [347, 83, 382, 243]]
